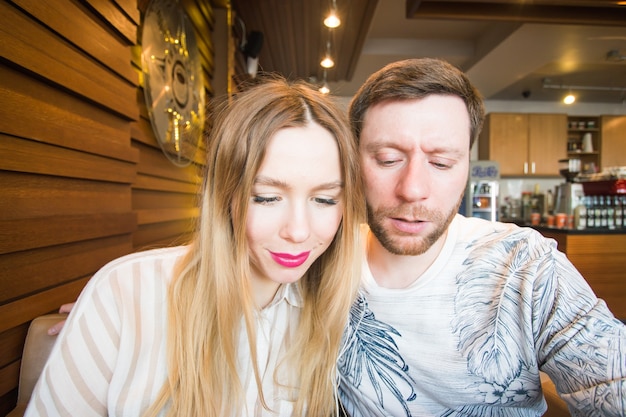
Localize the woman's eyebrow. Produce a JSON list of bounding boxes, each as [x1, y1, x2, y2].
[[254, 176, 344, 191]]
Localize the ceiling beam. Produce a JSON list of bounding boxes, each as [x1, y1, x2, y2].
[[406, 1, 626, 26]]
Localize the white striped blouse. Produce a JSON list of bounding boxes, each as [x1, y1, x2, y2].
[[25, 246, 303, 416]]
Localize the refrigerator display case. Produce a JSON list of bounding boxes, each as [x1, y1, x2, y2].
[[461, 160, 500, 221]]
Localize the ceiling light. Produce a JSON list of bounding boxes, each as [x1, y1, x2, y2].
[[324, 0, 341, 28], [320, 55, 335, 68], [320, 40, 334, 68], [319, 70, 330, 94], [563, 93, 576, 105], [324, 12, 340, 28]]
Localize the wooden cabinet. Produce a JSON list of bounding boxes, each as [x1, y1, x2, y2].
[[567, 116, 601, 173], [600, 115, 626, 169], [479, 113, 567, 176]]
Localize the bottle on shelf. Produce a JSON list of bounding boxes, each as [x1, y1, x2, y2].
[[586, 196, 595, 229], [599, 195, 608, 228], [587, 195, 600, 229], [615, 196, 624, 230], [574, 195, 586, 230], [607, 196, 615, 230]]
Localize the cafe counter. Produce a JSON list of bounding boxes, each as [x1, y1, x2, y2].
[[529, 226, 626, 319]]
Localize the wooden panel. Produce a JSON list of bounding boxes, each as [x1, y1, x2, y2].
[[569, 253, 626, 278], [0, 391, 18, 417], [84, 0, 137, 44], [0, 323, 30, 399], [115, 0, 141, 24], [0, 236, 132, 303], [183, 0, 216, 77], [133, 220, 195, 250], [528, 113, 567, 175], [600, 116, 626, 169], [0, 278, 90, 334], [12, 0, 136, 83], [132, 189, 198, 210], [0, 361, 20, 398], [0, 65, 138, 162], [1, 172, 131, 220], [0, 214, 136, 254], [0, 0, 214, 410], [136, 208, 200, 225], [133, 114, 160, 148], [134, 173, 200, 193], [479, 113, 529, 176], [562, 233, 626, 255], [0, 324, 29, 369], [0, 2, 137, 118], [540, 230, 568, 252], [135, 142, 203, 184], [0, 135, 137, 184]]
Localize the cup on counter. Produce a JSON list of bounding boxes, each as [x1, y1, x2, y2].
[[556, 213, 567, 229], [530, 212, 541, 226], [547, 215, 555, 227]]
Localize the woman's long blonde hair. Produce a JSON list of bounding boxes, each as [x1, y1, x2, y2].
[[145, 78, 365, 416]]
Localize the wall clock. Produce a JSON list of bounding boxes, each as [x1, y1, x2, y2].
[[141, 0, 205, 167]]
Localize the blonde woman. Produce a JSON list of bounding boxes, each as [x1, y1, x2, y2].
[[26, 78, 365, 417]]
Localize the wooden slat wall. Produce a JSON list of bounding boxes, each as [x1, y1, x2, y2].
[[0, 0, 216, 414]]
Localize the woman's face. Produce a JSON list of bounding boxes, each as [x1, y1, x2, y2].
[[246, 122, 344, 307]]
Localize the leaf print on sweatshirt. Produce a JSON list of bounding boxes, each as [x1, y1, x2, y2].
[[339, 294, 416, 416], [451, 230, 551, 399]]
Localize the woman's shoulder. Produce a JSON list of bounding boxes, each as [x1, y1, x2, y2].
[[86, 245, 190, 290], [101, 245, 189, 269]]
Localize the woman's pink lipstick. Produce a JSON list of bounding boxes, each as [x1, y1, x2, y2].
[[270, 251, 310, 268]]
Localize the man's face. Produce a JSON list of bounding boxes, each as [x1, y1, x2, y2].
[[358, 95, 471, 255]]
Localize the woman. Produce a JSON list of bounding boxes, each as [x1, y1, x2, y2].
[[26, 78, 365, 416]]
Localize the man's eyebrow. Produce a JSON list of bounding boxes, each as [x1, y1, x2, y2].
[[362, 140, 401, 152]]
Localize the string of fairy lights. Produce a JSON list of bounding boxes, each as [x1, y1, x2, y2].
[[319, 0, 340, 95]]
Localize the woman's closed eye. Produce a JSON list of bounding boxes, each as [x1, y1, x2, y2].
[[314, 197, 338, 206], [252, 195, 280, 204], [252, 195, 339, 206]]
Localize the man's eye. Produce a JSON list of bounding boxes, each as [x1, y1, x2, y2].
[[431, 161, 452, 170], [314, 197, 338, 206], [252, 196, 279, 204], [377, 159, 398, 167]]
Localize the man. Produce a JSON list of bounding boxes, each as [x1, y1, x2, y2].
[[337, 58, 626, 416]]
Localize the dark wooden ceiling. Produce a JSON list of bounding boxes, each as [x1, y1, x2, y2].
[[231, 0, 378, 83]]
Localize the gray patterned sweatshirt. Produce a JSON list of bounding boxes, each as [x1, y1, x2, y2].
[[339, 215, 626, 417]]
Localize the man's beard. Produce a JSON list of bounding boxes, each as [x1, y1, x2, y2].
[[367, 195, 462, 256]]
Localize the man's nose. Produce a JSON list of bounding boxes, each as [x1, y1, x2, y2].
[[395, 160, 430, 202]]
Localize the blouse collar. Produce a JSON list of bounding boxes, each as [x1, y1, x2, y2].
[[264, 282, 303, 310]]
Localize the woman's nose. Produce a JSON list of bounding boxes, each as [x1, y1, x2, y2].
[[280, 203, 311, 242]]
